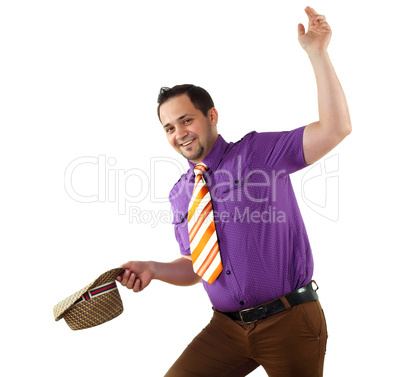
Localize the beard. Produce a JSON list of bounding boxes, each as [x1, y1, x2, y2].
[[181, 143, 204, 162]]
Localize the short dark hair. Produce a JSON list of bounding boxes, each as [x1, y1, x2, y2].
[[157, 84, 215, 122]]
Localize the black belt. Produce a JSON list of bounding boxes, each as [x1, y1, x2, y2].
[[222, 281, 319, 324]]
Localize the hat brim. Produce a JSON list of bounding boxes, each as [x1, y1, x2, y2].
[[53, 268, 125, 327]]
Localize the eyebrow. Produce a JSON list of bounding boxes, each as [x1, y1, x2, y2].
[[163, 113, 195, 129]]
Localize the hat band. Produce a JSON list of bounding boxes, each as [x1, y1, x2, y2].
[[74, 282, 118, 304]]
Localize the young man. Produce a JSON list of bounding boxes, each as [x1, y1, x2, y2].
[[117, 6, 351, 376]]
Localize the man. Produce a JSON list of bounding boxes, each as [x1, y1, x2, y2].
[[117, 6, 351, 376]]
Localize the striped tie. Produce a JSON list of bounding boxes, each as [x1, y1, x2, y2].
[[188, 163, 223, 284]]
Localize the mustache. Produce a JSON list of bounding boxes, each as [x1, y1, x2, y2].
[[178, 135, 197, 145]]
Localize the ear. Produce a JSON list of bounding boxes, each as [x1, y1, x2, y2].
[[208, 107, 218, 126]]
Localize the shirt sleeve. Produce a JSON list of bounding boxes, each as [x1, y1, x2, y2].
[[247, 125, 310, 175]]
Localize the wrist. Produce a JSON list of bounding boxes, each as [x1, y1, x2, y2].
[[148, 261, 157, 280], [307, 48, 329, 60]]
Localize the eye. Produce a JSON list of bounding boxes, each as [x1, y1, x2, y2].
[[184, 118, 192, 125], [165, 126, 174, 133]]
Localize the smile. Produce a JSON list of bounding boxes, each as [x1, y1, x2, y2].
[[181, 139, 195, 147]]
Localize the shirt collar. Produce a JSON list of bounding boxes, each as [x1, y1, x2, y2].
[[187, 134, 228, 174]]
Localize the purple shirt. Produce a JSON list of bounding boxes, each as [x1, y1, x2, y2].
[[169, 126, 314, 312]]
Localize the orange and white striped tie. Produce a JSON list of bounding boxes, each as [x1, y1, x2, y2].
[[188, 163, 223, 284]]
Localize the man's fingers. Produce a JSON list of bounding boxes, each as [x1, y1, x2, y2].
[[305, 7, 324, 23], [313, 21, 331, 32], [119, 269, 131, 286], [133, 278, 141, 293], [309, 14, 329, 30], [117, 268, 142, 293], [306, 6, 318, 16], [305, 7, 314, 19], [126, 272, 136, 289], [313, 15, 326, 23]]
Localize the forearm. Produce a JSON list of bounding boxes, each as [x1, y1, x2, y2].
[[308, 49, 352, 135], [151, 257, 201, 286]]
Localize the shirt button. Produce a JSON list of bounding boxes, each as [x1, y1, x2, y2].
[[226, 270, 231, 275], [235, 179, 239, 184], [240, 301, 244, 305]]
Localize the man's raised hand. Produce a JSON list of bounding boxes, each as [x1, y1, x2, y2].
[[298, 6, 332, 54]]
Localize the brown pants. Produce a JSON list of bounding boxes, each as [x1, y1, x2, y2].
[[165, 299, 328, 377]]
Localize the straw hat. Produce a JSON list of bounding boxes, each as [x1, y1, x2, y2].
[[53, 268, 125, 330]]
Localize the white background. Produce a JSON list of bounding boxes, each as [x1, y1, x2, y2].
[[1, 0, 401, 376]]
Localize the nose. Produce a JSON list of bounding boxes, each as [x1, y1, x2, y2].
[[175, 125, 188, 142]]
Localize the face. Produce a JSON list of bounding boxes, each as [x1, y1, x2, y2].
[[159, 94, 218, 164]]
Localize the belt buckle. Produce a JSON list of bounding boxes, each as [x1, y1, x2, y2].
[[311, 280, 319, 291], [239, 306, 260, 324]]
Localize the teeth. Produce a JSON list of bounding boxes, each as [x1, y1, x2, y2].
[[182, 139, 193, 146]]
